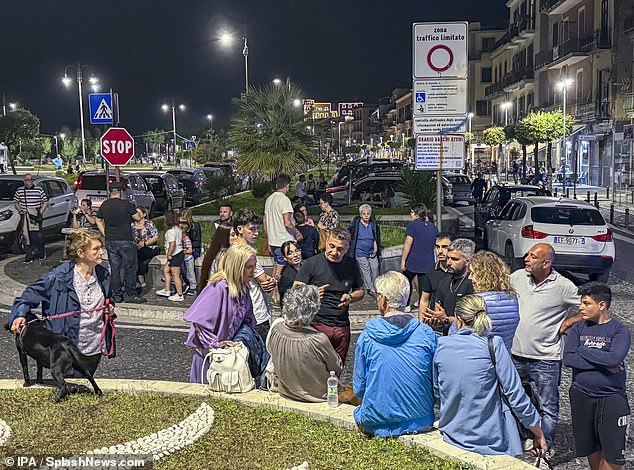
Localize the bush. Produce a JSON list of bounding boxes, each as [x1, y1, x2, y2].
[[396, 167, 436, 208], [251, 180, 273, 199]]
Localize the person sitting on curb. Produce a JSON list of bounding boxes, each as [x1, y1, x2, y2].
[[353, 271, 437, 437], [266, 284, 342, 403]]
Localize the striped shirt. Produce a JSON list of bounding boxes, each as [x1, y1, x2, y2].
[[13, 185, 48, 211]]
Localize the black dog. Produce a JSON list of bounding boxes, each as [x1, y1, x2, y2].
[[6, 321, 103, 402]]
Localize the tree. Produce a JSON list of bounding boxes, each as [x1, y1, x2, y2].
[[143, 129, 167, 155], [483, 126, 506, 173], [228, 83, 315, 177], [507, 122, 532, 183], [0, 109, 40, 174], [396, 167, 436, 208], [61, 135, 81, 160]]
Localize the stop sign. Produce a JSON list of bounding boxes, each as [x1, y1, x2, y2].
[[100, 127, 135, 166]]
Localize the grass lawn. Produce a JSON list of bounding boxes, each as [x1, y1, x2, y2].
[[0, 389, 468, 470]]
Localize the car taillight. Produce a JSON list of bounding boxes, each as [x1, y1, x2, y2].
[[592, 229, 613, 242], [521, 225, 548, 239], [73, 180, 81, 190]]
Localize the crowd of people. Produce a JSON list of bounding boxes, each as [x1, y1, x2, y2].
[[7, 171, 630, 469]]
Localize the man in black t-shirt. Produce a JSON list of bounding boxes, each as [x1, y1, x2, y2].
[[96, 184, 146, 304], [424, 238, 475, 335], [418, 231, 455, 322], [295, 229, 364, 363]]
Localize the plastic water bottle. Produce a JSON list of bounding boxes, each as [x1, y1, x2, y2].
[[327, 371, 338, 409]]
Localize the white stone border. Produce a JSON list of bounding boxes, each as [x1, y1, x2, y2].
[[86, 402, 214, 461], [0, 418, 11, 446]]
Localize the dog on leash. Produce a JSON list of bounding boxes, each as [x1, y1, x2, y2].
[[338, 384, 362, 406], [5, 321, 103, 402]]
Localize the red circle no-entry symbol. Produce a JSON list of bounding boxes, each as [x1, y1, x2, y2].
[[427, 45, 454, 73]]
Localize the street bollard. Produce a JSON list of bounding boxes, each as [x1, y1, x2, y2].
[[626, 209, 630, 230], [610, 204, 615, 224], [631, 190, 634, 204], [554, 188, 558, 197], [594, 192, 599, 208], [566, 188, 570, 198], [586, 191, 591, 203], [607, 187, 610, 200]]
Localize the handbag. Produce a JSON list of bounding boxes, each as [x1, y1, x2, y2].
[[201, 341, 255, 393], [487, 336, 543, 442], [317, 228, 329, 252]]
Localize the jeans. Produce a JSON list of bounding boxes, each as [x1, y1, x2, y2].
[[106, 240, 139, 298], [357, 256, 379, 292], [25, 231, 45, 261], [183, 255, 197, 290], [513, 356, 562, 448]]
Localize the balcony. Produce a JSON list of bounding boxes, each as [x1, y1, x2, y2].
[[540, 0, 584, 15], [625, 93, 634, 118], [534, 34, 594, 70], [484, 82, 503, 99], [501, 67, 535, 91]]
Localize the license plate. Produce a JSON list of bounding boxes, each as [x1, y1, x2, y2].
[[89, 195, 106, 202], [553, 236, 586, 246]]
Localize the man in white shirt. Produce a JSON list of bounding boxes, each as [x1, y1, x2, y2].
[[510, 242, 582, 451], [264, 174, 303, 281]]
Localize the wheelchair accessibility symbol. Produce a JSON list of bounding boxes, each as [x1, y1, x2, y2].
[[415, 92, 426, 103]]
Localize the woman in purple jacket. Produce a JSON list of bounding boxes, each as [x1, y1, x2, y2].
[[183, 243, 268, 383]]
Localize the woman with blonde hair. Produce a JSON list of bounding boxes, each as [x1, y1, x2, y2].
[[183, 243, 269, 384], [467, 250, 519, 352], [433, 295, 547, 457]]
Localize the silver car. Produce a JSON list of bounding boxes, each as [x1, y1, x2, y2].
[[0, 175, 76, 253], [74, 170, 157, 216]]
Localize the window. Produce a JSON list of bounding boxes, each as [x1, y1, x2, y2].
[[481, 67, 492, 83], [476, 100, 490, 116], [552, 22, 559, 46], [576, 69, 583, 104], [481, 37, 495, 52], [45, 180, 65, 197], [578, 7, 586, 38], [531, 207, 605, 225]]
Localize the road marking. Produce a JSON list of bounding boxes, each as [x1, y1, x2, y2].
[[116, 323, 189, 333], [613, 232, 634, 245]]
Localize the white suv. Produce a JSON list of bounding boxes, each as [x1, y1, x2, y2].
[[484, 196, 615, 282]]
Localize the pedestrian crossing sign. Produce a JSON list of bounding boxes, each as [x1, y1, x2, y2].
[[89, 93, 119, 125]]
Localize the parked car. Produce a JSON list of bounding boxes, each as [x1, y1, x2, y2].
[[484, 196, 614, 282], [203, 161, 235, 177], [74, 170, 157, 215], [444, 173, 474, 205], [0, 175, 76, 253], [328, 171, 453, 207], [138, 171, 186, 213], [167, 168, 208, 205], [475, 184, 552, 236]]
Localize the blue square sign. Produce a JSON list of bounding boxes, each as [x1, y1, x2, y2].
[[89, 93, 119, 125], [415, 92, 426, 103]]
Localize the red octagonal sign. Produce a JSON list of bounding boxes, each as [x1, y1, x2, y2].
[[100, 127, 135, 166]]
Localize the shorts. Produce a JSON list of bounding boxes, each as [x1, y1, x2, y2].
[[270, 246, 285, 265], [569, 386, 630, 465], [168, 251, 185, 267]]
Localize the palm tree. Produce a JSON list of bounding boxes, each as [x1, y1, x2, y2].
[[228, 83, 315, 177]]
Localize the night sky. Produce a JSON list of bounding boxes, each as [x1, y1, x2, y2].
[[0, 0, 506, 136]]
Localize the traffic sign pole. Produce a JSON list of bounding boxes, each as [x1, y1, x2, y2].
[[437, 136, 443, 230]]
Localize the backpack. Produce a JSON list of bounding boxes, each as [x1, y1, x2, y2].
[[202, 341, 255, 393]]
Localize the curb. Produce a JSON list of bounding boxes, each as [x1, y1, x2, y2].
[[0, 379, 533, 469]]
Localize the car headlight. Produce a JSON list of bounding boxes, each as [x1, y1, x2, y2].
[[0, 209, 13, 221]]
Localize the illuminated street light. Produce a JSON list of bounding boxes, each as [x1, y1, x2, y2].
[[272, 78, 282, 85], [207, 114, 214, 133], [557, 78, 574, 196], [162, 100, 185, 163], [218, 31, 249, 94], [9, 103, 17, 111], [63, 63, 97, 164]]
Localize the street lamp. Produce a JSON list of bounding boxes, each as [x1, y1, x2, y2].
[[207, 114, 214, 134], [63, 63, 98, 164], [501, 102, 512, 181], [272, 78, 282, 85], [467, 112, 474, 171], [557, 78, 574, 197], [218, 33, 249, 94], [162, 101, 185, 164]]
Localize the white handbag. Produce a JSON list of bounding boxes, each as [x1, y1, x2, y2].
[[202, 341, 255, 393]]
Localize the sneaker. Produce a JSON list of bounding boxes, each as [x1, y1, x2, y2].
[[38, 253, 46, 261], [156, 289, 171, 297], [522, 438, 533, 452], [125, 295, 147, 304], [183, 284, 190, 295], [168, 293, 184, 302], [404, 305, 412, 313], [187, 290, 197, 296], [22, 259, 33, 264]]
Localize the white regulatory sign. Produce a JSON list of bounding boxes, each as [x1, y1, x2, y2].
[[413, 22, 468, 79], [412, 79, 467, 115], [415, 135, 465, 170], [413, 115, 467, 134]]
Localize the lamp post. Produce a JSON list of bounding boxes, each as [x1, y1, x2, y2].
[[207, 114, 214, 134], [63, 63, 98, 165], [219, 33, 249, 94], [162, 102, 185, 164], [467, 112, 474, 172], [501, 101, 512, 181], [557, 78, 573, 197]]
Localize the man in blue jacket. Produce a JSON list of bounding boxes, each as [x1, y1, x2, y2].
[[353, 271, 437, 437]]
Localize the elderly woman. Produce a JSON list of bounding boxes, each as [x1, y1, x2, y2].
[[10, 230, 114, 377], [353, 271, 437, 437], [433, 295, 547, 456], [348, 204, 382, 297], [317, 193, 339, 251], [131, 206, 159, 288], [266, 284, 342, 402], [184, 243, 269, 384], [468, 251, 519, 352]]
